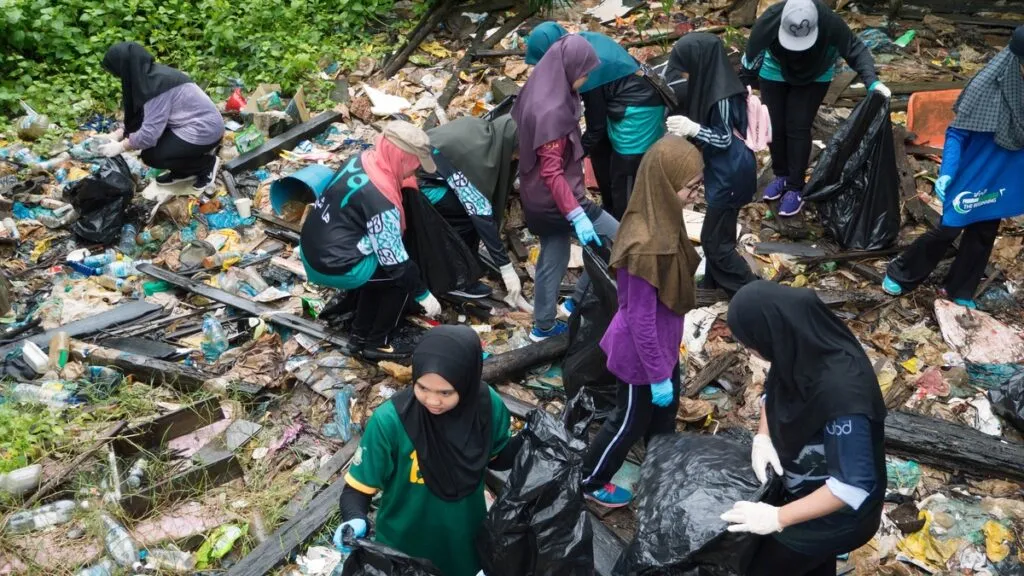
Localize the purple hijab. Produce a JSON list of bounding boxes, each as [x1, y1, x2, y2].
[[512, 35, 599, 174]]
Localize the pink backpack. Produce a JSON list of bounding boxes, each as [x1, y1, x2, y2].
[[734, 86, 772, 152]]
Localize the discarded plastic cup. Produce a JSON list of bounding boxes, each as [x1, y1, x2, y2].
[[234, 198, 253, 218]]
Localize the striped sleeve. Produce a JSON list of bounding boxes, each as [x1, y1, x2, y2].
[[693, 99, 733, 150]]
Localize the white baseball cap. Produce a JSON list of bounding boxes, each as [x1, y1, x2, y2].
[[778, 0, 819, 52]]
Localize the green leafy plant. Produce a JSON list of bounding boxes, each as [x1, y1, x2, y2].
[[0, 402, 66, 474]]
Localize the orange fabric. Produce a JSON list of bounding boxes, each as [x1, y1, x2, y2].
[[907, 89, 962, 149], [361, 135, 421, 230]]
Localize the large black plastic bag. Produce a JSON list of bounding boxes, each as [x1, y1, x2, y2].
[[990, 372, 1024, 433], [614, 433, 781, 576], [563, 242, 619, 413], [476, 408, 594, 576], [803, 91, 900, 251], [341, 539, 443, 576], [401, 187, 481, 295], [67, 156, 135, 244]]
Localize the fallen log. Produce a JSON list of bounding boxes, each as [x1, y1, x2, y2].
[[382, 0, 457, 78], [885, 410, 1024, 482], [224, 111, 342, 174], [70, 340, 208, 393], [481, 334, 569, 383]]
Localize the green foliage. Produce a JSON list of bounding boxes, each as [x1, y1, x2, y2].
[[0, 402, 65, 474], [0, 0, 401, 126]]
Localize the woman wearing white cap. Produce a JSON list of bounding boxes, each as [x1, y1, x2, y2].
[[743, 0, 889, 217]]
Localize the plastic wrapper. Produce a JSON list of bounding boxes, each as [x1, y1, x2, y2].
[[476, 409, 594, 576], [803, 91, 900, 250], [614, 432, 782, 576], [989, 372, 1024, 433], [401, 187, 481, 295], [67, 156, 135, 244], [563, 243, 619, 413], [341, 539, 442, 576]]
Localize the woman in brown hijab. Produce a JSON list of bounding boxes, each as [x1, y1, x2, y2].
[[581, 135, 704, 507]]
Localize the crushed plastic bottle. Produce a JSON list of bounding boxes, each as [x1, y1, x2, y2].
[[12, 382, 76, 408], [201, 314, 229, 363], [323, 385, 356, 442], [82, 249, 117, 268], [75, 557, 115, 576], [237, 267, 269, 293], [93, 275, 127, 291], [126, 458, 148, 489], [0, 464, 42, 497], [100, 512, 138, 567], [103, 260, 149, 278], [35, 209, 79, 228], [118, 223, 137, 257], [144, 548, 195, 573], [202, 250, 243, 270], [5, 500, 77, 533]]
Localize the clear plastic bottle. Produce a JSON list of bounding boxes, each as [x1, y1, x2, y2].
[[201, 314, 229, 363], [35, 209, 78, 228], [126, 458, 148, 489], [93, 275, 127, 291], [75, 557, 115, 576], [5, 500, 76, 533], [103, 261, 136, 278], [202, 250, 243, 269], [0, 464, 42, 497], [118, 223, 137, 257], [100, 513, 138, 567], [145, 548, 195, 573], [48, 331, 70, 370], [82, 249, 117, 268], [12, 382, 75, 408], [237, 267, 269, 293], [136, 222, 175, 246]]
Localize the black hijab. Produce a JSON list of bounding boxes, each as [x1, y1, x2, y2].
[[393, 325, 493, 501], [102, 42, 191, 134], [726, 281, 886, 463], [666, 33, 746, 126]]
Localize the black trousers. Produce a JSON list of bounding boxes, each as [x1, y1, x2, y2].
[[581, 365, 681, 491], [747, 536, 836, 576], [885, 219, 1000, 300], [591, 138, 615, 216], [140, 129, 219, 177], [760, 80, 830, 191], [350, 272, 410, 348], [433, 191, 479, 256], [607, 151, 645, 221], [701, 205, 758, 296]]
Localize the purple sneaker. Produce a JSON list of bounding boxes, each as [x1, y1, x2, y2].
[[762, 176, 786, 201], [778, 190, 804, 217]]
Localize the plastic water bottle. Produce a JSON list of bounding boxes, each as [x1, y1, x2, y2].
[[202, 250, 243, 269], [201, 314, 229, 362], [237, 267, 269, 293], [5, 500, 76, 533], [12, 383, 75, 408], [93, 275, 127, 291], [35, 209, 78, 228], [100, 513, 138, 567], [0, 464, 42, 497], [82, 249, 117, 268], [145, 548, 195, 573], [75, 557, 115, 576], [126, 458, 148, 489], [118, 223, 137, 257], [103, 261, 136, 278]]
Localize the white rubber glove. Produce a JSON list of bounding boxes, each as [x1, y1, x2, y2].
[[500, 264, 522, 309], [97, 140, 127, 158], [871, 81, 892, 98], [107, 128, 124, 142], [751, 433, 783, 485], [417, 291, 442, 318], [720, 501, 782, 534], [666, 115, 701, 138]]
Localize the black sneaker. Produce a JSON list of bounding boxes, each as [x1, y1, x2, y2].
[[359, 344, 413, 361], [449, 282, 493, 299], [155, 171, 194, 185], [192, 157, 221, 192]]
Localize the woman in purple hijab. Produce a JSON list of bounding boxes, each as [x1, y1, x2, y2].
[[513, 35, 621, 342]]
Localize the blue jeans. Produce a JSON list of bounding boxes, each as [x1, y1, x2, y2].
[[533, 210, 619, 330]]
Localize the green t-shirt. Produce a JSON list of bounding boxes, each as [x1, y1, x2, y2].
[[345, 388, 512, 576]]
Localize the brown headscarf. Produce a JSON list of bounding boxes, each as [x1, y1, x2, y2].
[[609, 136, 704, 315]]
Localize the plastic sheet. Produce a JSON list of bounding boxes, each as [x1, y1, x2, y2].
[[401, 187, 481, 295], [989, 372, 1024, 433], [476, 409, 594, 576], [614, 432, 782, 576], [340, 539, 442, 576], [803, 91, 900, 250], [67, 156, 135, 244], [563, 243, 619, 412]]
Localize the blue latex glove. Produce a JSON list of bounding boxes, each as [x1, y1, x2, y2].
[[332, 518, 367, 553], [934, 175, 951, 203], [650, 378, 674, 407], [571, 213, 601, 246]]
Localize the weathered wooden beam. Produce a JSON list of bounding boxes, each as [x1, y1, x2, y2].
[[120, 446, 244, 518], [255, 210, 302, 233], [113, 397, 224, 458], [0, 301, 163, 356], [70, 340, 208, 393], [685, 351, 740, 398], [841, 81, 964, 99], [823, 71, 858, 106], [24, 421, 126, 507], [481, 334, 569, 383], [382, 0, 457, 78], [281, 438, 360, 520], [224, 111, 342, 174]]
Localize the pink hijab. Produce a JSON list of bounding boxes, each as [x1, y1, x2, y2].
[[362, 135, 421, 231]]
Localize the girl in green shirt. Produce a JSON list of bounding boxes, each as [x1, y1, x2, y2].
[[333, 325, 522, 576]]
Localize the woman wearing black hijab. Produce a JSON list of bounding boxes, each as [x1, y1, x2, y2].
[[333, 325, 523, 576], [664, 33, 759, 296], [97, 42, 225, 191], [722, 281, 886, 576]]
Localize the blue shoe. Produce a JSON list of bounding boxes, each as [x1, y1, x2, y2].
[[953, 298, 977, 309], [882, 275, 903, 296], [778, 190, 804, 217], [762, 176, 786, 201], [530, 321, 568, 342], [558, 298, 577, 318], [586, 483, 632, 508]]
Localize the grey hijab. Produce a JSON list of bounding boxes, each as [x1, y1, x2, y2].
[[950, 47, 1024, 151], [427, 115, 519, 227]]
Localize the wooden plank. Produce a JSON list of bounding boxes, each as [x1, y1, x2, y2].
[[685, 351, 740, 398], [70, 340, 208, 393], [113, 397, 224, 458], [753, 242, 827, 258], [824, 71, 858, 106], [24, 421, 125, 507], [119, 447, 244, 518], [225, 111, 342, 174], [281, 439, 361, 520], [0, 301, 164, 356], [222, 171, 241, 200], [798, 247, 903, 266], [841, 81, 965, 99], [255, 210, 302, 233], [481, 334, 569, 384]]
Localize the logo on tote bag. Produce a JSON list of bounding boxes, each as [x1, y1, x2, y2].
[[953, 188, 1004, 215]]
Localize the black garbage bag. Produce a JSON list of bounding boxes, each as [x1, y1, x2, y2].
[[990, 372, 1024, 433], [476, 409, 594, 576], [401, 187, 481, 295], [563, 242, 619, 412], [341, 539, 443, 576], [614, 433, 782, 576], [803, 91, 900, 251], [563, 388, 598, 440], [67, 155, 135, 245]]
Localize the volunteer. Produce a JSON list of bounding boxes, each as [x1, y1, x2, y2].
[[743, 0, 888, 216], [513, 35, 620, 342], [581, 136, 702, 507], [420, 116, 524, 306], [300, 121, 443, 360], [526, 22, 667, 223], [722, 281, 886, 576], [664, 33, 760, 296], [98, 42, 224, 191], [883, 26, 1024, 309], [332, 325, 522, 576]]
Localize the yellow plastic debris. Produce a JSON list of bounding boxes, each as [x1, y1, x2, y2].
[[791, 274, 808, 288], [983, 520, 1012, 563], [418, 41, 451, 58], [897, 511, 962, 571], [900, 357, 921, 374], [29, 238, 51, 264]]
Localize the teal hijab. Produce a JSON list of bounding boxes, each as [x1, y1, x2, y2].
[[525, 22, 639, 94]]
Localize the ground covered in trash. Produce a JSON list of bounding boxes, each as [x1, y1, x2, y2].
[[2, 0, 1024, 574]]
